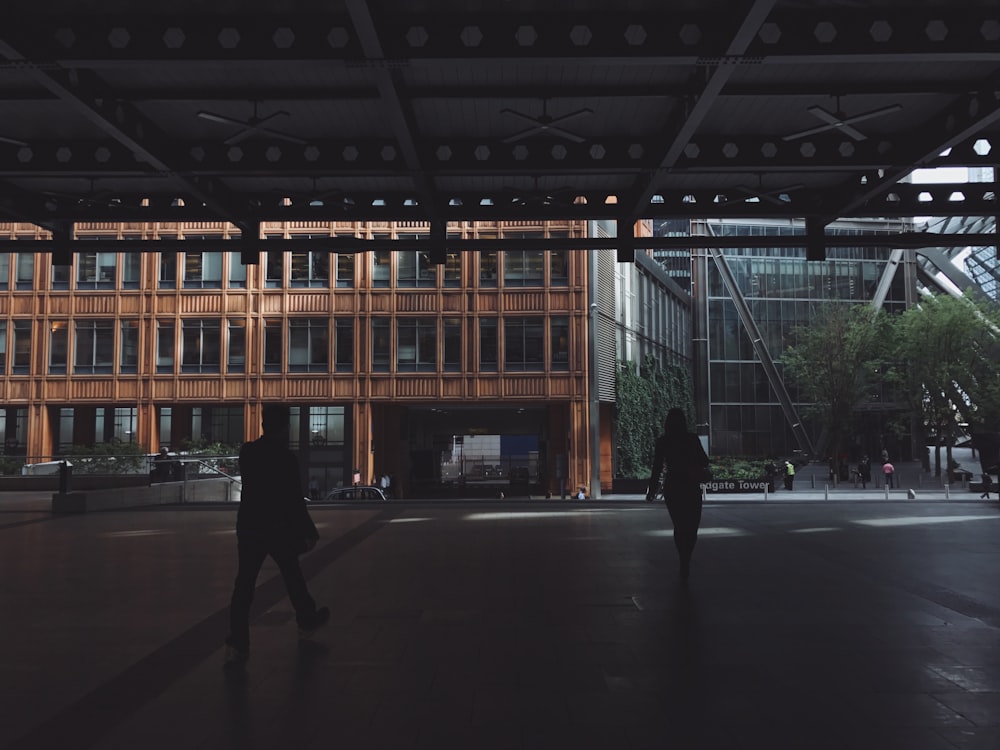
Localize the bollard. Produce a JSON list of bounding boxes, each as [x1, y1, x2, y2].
[[58, 460, 73, 494], [824, 484, 829, 501], [944, 483, 950, 500], [884, 484, 889, 500]]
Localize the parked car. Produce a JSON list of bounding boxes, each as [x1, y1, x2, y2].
[[322, 485, 388, 502]]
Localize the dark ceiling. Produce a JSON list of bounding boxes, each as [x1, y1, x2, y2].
[[1, 1, 998, 239]]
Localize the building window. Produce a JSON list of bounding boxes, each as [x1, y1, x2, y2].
[[158, 406, 172, 448], [98, 407, 138, 444], [184, 251, 223, 289], [444, 252, 461, 287], [120, 320, 139, 374], [264, 320, 282, 372], [503, 248, 545, 287], [0, 321, 6, 373], [265, 251, 284, 288], [51, 261, 71, 290], [122, 252, 141, 289], [551, 316, 569, 370], [12, 321, 31, 374], [157, 322, 174, 374], [192, 406, 243, 446], [48, 321, 68, 374], [228, 252, 247, 288], [479, 318, 498, 372], [1, 406, 28, 456], [181, 319, 221, 373], [306, 406, 345, 448], [372, 317, 391, 372], [0, 252, 8, 290], [15, 254, 34, 290], [74, 320, 114, 374], [372, 250, 391, 288], [336, 254, 354, 288], [335, 319, 354, 372], [397, 249, 436, 288], [397, 318, 436, 372], [57, 407, 74, 452], [504, 317, 544, 371], [444, 318, 462, 371], [290, 250, 329, 288], [480, 251, 498, 287], [289, 318, 328, 372], [227, 319, 246, 373], [550, 250, 568, 286], [159, 252, 178, 289], [77, 251, 117, 290]]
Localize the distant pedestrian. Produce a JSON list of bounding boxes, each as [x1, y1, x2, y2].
[[225, 405, 329, 666], [646, 408, 711, 582], [981, 473, 993, 500], [860, 455, 871, 488], [883, 461, 895, 489], [784, 460, 795, 491]]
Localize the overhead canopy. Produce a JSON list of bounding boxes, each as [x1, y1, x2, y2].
[[0, 1, 998, 234]]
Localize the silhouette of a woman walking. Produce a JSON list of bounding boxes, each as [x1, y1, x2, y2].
[[646, 408, 711, 582]]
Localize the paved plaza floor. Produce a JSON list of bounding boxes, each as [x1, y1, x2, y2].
[[2, 492, 999, 749]]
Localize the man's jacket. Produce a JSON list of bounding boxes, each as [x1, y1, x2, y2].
[[237, 435, 318, 548]]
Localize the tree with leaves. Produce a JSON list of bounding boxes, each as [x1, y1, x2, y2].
[[891, 292, 999, 478], [782, 303, 890, 465]]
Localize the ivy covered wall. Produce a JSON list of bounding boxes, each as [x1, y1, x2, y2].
[[614, 355, 695, 479]]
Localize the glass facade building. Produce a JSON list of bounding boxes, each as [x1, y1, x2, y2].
[[656, 218, 914, 460]]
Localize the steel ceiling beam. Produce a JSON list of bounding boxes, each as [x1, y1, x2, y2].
[[345, 0, 439, 223], [7, 10, 1000, 63], [6, 231, 996, 253], [0, 37, 243, 226], [825, 87, 1000, 222], [625, 0, 777, 221]]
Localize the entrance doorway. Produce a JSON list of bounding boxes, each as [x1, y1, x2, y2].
[[404, 406, 549, 498]]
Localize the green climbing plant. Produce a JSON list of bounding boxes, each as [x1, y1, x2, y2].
[[615, 355, 695, 479]]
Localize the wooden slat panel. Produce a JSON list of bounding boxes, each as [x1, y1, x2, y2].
[[504, 377, 547, 398], [6, 381, 30, 400], [73, 296, 117, 315], [286, 379, 331, 399], [115, 380, 139, 400], [477, 293, 499, 313], [369, 379, 393, 397], [179, 295, 223, 315], [225, 295, 249, 313], [43, 381, 68, 400], [396, 293, 439, 313], [10, 297, 35, 315], [118, 295, 142, 315], [333, 294, 358, 313], [154, 295, 178, 315], [333, 378, 360, 398], [440, 378, 465, 398], [175, 379, 224, 400], [394, 378, 438, 398], [503, 291, 546, 313], [70, 380, 115, 401], [440, 293, 464, 312], [287, 294, 331, 314], [261, 294, 285, 314]]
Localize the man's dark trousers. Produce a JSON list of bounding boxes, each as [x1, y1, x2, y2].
[[227, 534, 317, 653]]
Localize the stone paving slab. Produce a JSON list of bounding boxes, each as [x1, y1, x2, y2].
[[2, 500, 1000, 749]]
